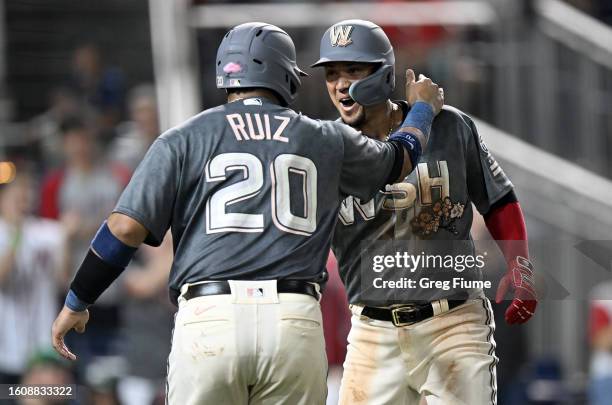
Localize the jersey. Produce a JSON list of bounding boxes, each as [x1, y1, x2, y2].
[[332, 103, 513, 305], [114, 97, 397, 304]]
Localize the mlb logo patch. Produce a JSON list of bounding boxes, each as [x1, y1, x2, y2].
[[247, 288, 265, 298], [229, 79, 241, 86]]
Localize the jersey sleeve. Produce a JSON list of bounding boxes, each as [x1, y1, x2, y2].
[[333, 122, 396, 202], [113, 135, 181, 246], [464, 118, 514, 214]]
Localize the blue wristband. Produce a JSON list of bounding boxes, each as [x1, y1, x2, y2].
[[403, 101, 434, 138], [65, 289, 90, 312], [91, 221, 137, 268], [388, 131, 422, 167]]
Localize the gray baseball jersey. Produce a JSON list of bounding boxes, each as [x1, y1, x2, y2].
[[332, 103, 513, 304], [114, 97, 397, 303]]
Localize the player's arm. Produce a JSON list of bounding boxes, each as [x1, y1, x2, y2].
[[52, 134, 180, 361], [52, 213, 148, 360], [387, 69, 443, 181], [463, 116, 537, 324], [484, 193, 537, 324]]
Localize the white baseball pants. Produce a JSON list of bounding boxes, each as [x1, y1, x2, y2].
[[166, 281, 328, 405], [339, 298, 498, 405]]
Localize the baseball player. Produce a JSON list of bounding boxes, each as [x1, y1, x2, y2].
[[50, 22, 444, 405], [312, 20, 538, 404]]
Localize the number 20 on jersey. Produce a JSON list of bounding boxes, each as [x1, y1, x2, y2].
[[205, 153, 318, 236]]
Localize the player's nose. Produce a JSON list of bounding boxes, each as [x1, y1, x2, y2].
[[336, 77, 350, 92]]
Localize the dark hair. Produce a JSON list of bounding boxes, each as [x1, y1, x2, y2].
[[59, 115, 87, 135]]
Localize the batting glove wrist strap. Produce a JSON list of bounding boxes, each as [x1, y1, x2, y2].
[[65, 289, 89, 312], [496, 255, 538, 324]]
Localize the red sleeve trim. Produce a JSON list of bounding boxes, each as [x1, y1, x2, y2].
[[484, 201, 529, 262]]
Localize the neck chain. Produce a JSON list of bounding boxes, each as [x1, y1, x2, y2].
[[385, 102, 399, 140]]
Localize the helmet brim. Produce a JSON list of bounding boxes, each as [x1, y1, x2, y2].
[[296, 67, 309, 77], [310, 56, 387, 68]]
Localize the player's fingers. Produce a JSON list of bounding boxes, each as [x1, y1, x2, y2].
[[51, 332, 76, 361], [406, 69, 416, 84], [505, 306, 519, 325], [418, 74, 432, 84]]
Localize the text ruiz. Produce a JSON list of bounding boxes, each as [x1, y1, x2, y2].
[[372, 252, 486, 273], [226, 113, 290, 142]]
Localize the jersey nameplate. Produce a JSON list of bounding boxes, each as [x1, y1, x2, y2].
[[226, 113, 290, 143]]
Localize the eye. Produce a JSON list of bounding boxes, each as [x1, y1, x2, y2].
[[325, 69, 339, 82]]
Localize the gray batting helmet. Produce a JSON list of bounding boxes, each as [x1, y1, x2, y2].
[[311, 19, 395, 106], [216, 22, 308, 106]]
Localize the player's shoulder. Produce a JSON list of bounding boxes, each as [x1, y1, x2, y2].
[[314, 117, 357, 138], [435, 105, 475, 129], [154, 105, 228, 144], [290, 112, 349, 139]]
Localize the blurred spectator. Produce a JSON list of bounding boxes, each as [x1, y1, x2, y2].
[[320, 253, 351, 405], [39, 116, 130, 367], [39, 115, 130, 266], [588, 281, 612, 405], [68, 44, 126, 139], [18, 350, 75, 405], [28, 87, 97, 171], [0, 171, 67, 385], [108, 84, 160, 170], [117, 232, 174, 405], [84, 356, 125, 405]]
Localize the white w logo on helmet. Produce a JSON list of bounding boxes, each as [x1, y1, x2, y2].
[[330, 25, 353, 47]]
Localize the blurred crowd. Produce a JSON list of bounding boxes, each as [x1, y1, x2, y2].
[[0, 43, 174, 405]]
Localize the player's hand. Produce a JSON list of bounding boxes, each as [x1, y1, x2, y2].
[[405, 69, 444, 115], [495, 256, 538, 324], [51, 305, 89, 361]]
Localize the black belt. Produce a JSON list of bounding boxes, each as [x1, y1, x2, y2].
[[360, 294, 468, 327], [183, 280, 319, 301]]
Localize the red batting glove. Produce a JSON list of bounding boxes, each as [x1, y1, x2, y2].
[[495, 256, 537, 324]]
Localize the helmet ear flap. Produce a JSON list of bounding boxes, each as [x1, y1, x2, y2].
[[348, 64, 395, 106]]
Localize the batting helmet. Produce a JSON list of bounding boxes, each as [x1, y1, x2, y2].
[[216, 22, 308, 106], [311, 19, 395, 106]]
